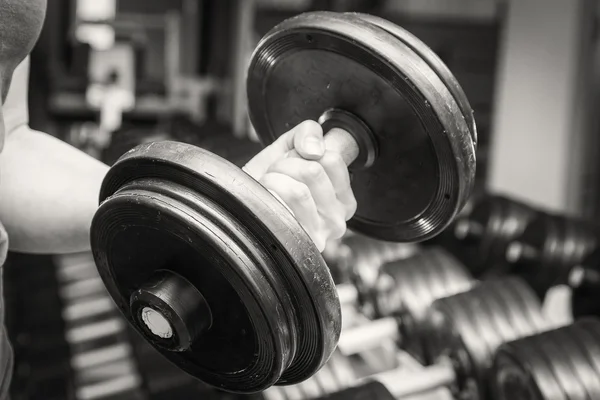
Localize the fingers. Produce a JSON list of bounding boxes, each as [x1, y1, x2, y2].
[[243, 120, 324, 180], [241, 119, 357, 252], [319, 151, 358, 220], [267, 158, 346, 239], [260, 172, 327, 251], [292, 120, 324, 160]]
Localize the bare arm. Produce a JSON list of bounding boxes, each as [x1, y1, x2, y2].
[[0, 57, 109, 254], [0, 59, 355, 255]]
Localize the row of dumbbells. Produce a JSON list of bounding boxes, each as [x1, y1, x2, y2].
[[4, 252, 147, 400], [4, 253, 72, 400], [432, 193, 600, 321], [302, 203, 600, 400], [53, 252, 146, 400], [293, 244, 600, 400]]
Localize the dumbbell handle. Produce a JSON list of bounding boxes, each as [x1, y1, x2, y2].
[[337, 317, 399, 355], [506, 241, 540, 263], [325, 127, 360, 166], [288, 127, 360, 166], [454, 219, 484, 241], [288, 109, 377, 169]]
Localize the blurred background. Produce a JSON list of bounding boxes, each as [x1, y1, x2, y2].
[[30, 0, 598, 217], [6, 1, 600, 400]]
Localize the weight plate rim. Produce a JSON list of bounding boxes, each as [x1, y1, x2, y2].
[[552, 324, 598, 399], [427, 292, 480, 397], [492, 345, 550, 400], [247, 11, 476, 242], [346, 12, 477, 147], [93, 141, 342, 387]]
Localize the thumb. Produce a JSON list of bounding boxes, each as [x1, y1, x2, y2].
[[243, 120, 324, 179], [292, 120, 325, 160]]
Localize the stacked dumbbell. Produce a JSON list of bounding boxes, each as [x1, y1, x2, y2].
[[305, 277, 552, 400], [449, 193, 600, 302], [337, 247, 474, 365], [491, 317, 600, 399], [88, 10, 478, 393], [451, 194, 539, 278], [309, 281, 600, 400], [506, 212, 599, 300]]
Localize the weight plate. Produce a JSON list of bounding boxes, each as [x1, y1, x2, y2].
[[91, 141, 341, 393], [374, 247, 473, 364], [425, 277, 548, 400], [454, 195, 537, 278], [492, 318, 600, 400], [507, 214, 599, 299], [247, 11, 476, 242]]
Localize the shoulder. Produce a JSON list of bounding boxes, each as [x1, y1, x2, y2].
[[3, 56, 30, 137]]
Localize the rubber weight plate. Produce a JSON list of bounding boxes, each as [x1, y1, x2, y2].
[[425, 277, 549, 400], [90, 142, 341, 393], [492, 318, 600, 400], [373, 247, 474, 364], [507, 214, 599, 299], [247, 11, 477, 242], [454, 195, 538, 278]]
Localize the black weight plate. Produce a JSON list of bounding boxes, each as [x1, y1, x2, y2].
[[91, 141, 341, 393], [247, 11, 476, 243], [493, 318, 600, 400], [374, 247, 473, 364], [426, 277, 547, 399], [509, 214, 599, 299], [455, 195, 537, 278]]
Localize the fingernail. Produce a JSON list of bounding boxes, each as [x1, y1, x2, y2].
[[304, 137, 325, 157]]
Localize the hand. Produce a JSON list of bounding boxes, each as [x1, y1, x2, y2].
[[243, 120, 357, 252]]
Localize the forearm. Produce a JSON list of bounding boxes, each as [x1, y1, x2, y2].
[[0, 126, 109, 253]]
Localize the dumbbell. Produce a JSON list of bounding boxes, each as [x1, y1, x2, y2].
[[492, 317, 600, 400], [336, 247, 473, 364], [506, 213, 599, 299], [334, 234, 419, 311], [311, 277, 550, 400], [453, 194, 538, 277], [90, 11, 477, 393], [321, 233, 413, 290]]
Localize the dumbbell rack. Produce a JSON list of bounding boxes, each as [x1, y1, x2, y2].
[[5, 253, 73, 400], [4, 251, 146, 400], [53, 252, 145, 400]]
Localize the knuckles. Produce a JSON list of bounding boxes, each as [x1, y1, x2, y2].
[[300, 161, 326, 182], [287, 183, 312, 204]]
